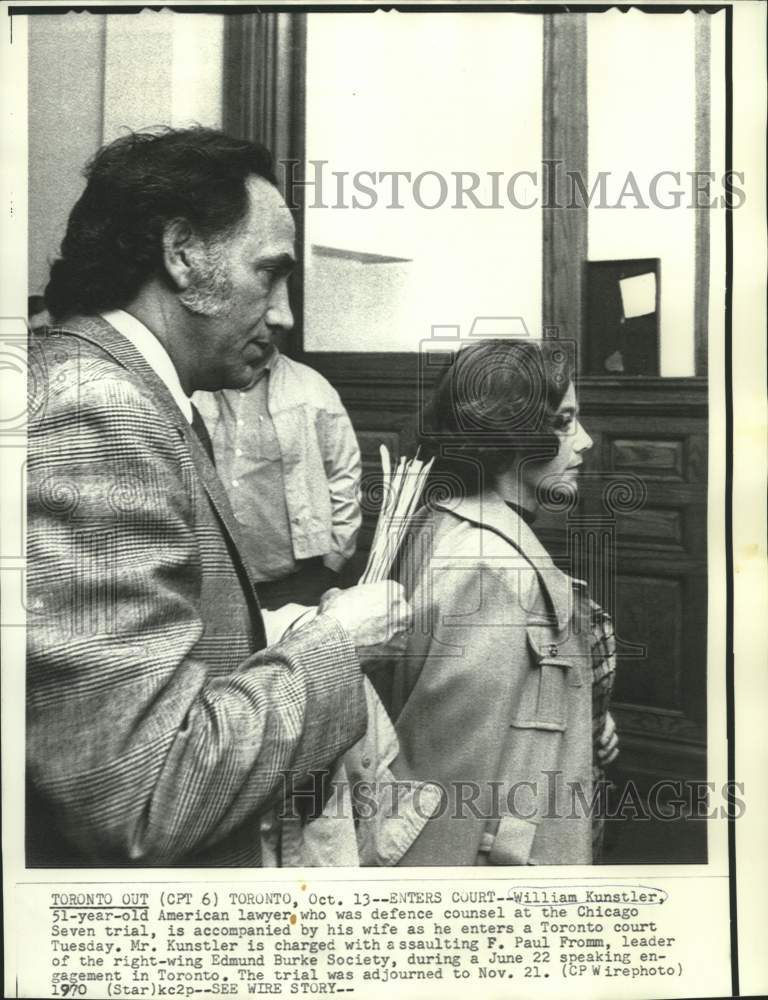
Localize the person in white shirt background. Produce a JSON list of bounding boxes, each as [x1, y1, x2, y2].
[[194, 333, 362, 610]]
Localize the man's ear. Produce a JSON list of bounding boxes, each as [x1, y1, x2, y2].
[[162, 218, 200, 291]]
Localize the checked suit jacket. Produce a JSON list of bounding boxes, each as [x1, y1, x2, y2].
[[26, 315, 367, 867]]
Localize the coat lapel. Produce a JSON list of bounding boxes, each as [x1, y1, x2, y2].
[[437, 490, 572, 631], [56, 316, 262, 604]]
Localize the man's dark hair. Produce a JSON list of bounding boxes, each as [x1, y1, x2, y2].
[[44, 127, 277, 321], [419, 338, 573, 497]]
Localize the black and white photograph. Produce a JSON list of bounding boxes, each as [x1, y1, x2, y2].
[[2, 1, 766, 997]]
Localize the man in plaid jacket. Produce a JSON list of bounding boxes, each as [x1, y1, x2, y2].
[[26, 128, 409, 867]]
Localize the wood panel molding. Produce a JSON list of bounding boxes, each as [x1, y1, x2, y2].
[[224, 12, 307, 359], [614, 509, 685, 550], [304, 352, 709, 418], [614, 706, 706, 749], [223, 12, 306, 174], [611, 439, 686, 479], [542, 13, 588, 358]]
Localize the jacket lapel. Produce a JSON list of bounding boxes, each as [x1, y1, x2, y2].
[[437, 490, 572, 631], [57, 316, 262, 604]]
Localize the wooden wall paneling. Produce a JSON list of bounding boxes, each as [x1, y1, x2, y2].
[[611, 438, 686, 480], [542, 13, 588, 360], [681, 571, 708, 727], [224, 12, 307, 359], [613, 574, 684, 711], [538, 375, 709, 808], [614, 508, 685, 551], [223, 12, 306, 183]]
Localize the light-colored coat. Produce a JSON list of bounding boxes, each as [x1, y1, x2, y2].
[[389, 491, 594, 866]]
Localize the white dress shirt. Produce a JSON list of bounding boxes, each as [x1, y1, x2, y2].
[[101, 309, 193, 424]]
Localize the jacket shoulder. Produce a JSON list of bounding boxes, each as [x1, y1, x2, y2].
[[29, 328, 175, 438], [432, 505, 537, 563], [32, 326, 138, 389], [405, 506, 540, 605]]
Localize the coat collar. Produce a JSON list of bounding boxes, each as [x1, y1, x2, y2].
[[436, 489, 573, 630], [50, 315, 262, 599]]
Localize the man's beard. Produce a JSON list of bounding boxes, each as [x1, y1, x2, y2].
[[179, 241, 234, 318]]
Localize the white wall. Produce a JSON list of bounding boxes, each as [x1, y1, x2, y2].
[[303, 11, 543, 351], [28, 11, 224, 296], [28, 14, 106, 297], [709, 10, 727, 371], [103, 12, 224, 142]]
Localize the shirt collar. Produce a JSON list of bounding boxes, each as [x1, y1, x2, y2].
[[248, 344, 279, 385], [101, 309, 193, 423]]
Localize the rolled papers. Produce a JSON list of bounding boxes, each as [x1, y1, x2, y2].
[[360, 445, 434, 584]]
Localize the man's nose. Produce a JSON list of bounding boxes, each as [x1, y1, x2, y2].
[[266, 280, 294, 332]]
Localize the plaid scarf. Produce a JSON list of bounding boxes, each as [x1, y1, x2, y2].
[[589, 600, 617, 860]]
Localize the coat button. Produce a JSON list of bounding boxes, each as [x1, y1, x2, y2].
[[361, 756, 372, 769]]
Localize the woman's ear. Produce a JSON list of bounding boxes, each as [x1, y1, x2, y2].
[[162, 218, 198, 292]]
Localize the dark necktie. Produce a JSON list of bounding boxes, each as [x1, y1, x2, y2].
[[191, 404, 216, 466]]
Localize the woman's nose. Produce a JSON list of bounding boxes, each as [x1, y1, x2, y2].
[[575, 420, 593, 453]]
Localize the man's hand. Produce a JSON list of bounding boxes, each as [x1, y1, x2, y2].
[[597, 711, 619, 766], [318, 581, 411, 648]]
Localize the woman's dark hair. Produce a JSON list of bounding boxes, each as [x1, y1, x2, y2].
[[44, 127, 277, 321], [419, 338, 572, 497]]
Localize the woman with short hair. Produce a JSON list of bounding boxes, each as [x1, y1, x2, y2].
[[388, 338, 618, 866]]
